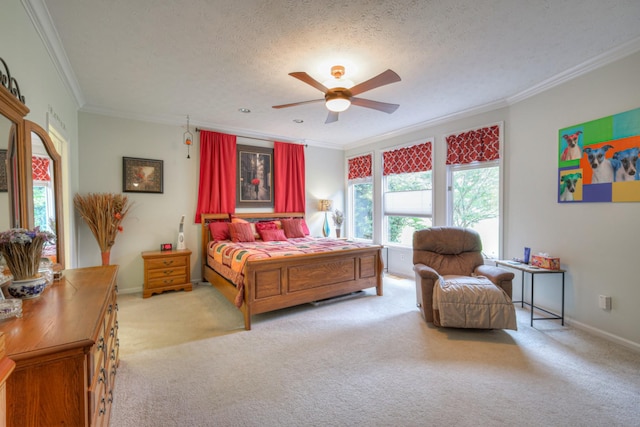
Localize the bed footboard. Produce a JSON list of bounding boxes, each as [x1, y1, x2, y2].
[[204, 246, 383, 330], [200, 213, 383, 330]]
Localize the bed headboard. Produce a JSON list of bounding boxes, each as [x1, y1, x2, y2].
[[200, 212, 305, 272]]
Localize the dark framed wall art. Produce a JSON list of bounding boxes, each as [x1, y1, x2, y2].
[[122, 157, 164, 193], [236, 144, 273, 208]]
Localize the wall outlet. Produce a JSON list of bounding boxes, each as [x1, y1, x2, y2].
[[598, 295, 612, 310]]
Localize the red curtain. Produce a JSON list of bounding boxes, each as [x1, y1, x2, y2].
[[383, 142, 432, 175], [274, 141, 305, 212], [446, 125, 500, 165], [348, 154, 372, 180], [194, 131, 237, 223], [32, 156, 51, 181]]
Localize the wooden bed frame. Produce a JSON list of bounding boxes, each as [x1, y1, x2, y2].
[[201, 212, 384, 330]]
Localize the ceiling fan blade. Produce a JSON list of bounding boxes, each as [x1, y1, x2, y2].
[[272, 99, 324, 109], [325, 111, 339, 124], [351, 97, 400, 114], [349, 69, 401, 96], [289, 72, 329, 93]]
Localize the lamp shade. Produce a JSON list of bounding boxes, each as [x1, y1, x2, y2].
[[319, 199, 332, 211]]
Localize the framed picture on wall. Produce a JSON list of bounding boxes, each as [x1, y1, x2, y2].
[[0, 149, 7, 192], [236, 145, 273, 208], [122, 157, 164, 193]]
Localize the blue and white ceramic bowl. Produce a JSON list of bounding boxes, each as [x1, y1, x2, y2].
[[7, 276, 47, 299]]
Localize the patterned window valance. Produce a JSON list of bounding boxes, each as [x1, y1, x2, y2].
[[348, 154, 372, 180], [383, 141, 432, 176], [446, 125, 500, 165], [32, 156, 51, 182]]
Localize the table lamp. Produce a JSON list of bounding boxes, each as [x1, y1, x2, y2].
[[319, 199, 332, 237]]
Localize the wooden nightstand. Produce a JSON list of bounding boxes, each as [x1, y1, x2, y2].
[[142, 249, 192, 298]]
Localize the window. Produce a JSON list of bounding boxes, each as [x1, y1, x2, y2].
[[348, 154, 373, 241], [33, 182, 55, 232], [350, 180, 373, 240], [448, 162, 500, 257], [32, 155, 55, 233], [445, 124, 502, 259], [382, 141, 433, 246]]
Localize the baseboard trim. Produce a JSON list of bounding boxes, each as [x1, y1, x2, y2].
[[565, 317, 640, 353]]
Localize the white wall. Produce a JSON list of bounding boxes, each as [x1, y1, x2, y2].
[[506, 52, 640, 348], [348, 51, 640, 349], [77, 112, 344, 291], [1, 0, 80, 264]]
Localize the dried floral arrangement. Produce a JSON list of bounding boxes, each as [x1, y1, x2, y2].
[[73, 193, 132, 253], [0, 227, 56, 280], [332, 209, 344, 227]]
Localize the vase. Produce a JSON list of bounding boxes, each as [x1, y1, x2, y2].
[[101, 251, 111, 266], [336, 229, 341, 238], [323, 212, 330, 237], [7, 276, 47, 299]]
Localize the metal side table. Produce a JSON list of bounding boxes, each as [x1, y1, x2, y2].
[[495, 260, 565, 327]]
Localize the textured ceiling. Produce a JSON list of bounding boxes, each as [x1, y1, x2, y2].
[[38, 0, 640, 149]]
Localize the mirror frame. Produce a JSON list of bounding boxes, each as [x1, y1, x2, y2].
[[25, 121, 65, 269], [0, 83, 30, 228]]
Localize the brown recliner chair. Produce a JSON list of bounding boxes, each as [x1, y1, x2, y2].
[[413, 227, 514, 325]]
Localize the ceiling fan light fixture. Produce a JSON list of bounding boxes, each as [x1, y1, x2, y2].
[[325, 92, 351, 112]]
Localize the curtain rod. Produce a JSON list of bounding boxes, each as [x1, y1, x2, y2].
[[195, 127, 307, 146]]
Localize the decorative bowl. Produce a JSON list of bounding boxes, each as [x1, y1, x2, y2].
[[7, 276, 47, 299]]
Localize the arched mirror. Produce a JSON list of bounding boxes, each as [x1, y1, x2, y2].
[[25, 121, 65, 269], [0, 75, 29, 231]]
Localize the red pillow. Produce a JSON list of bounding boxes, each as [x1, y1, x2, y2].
[[300, 218, 310, 236], [209, 222, 230, 241], [259, 229, 288, 242], [281, 219, 305, 238], [231, 216, 259, 239], [229, 222, 256, 242], [255, 221, 278, 232]]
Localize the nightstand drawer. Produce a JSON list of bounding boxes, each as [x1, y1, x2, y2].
[[145, 256, 188, 270], [148, 275, 188, 289], [147, 265, 187, 280]]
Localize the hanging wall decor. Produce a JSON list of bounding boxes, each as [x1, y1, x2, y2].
[[122, 157, 164, 194], [558, 106, 640, 203], [236, 145, 273, 208]]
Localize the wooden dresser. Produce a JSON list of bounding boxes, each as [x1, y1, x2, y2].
[[0, 333, 15, 427], [0, 266, 119, 426], [142, 249, 192, 298]]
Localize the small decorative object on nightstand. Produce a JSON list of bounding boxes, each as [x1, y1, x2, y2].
[[142, 249, 192, 298]]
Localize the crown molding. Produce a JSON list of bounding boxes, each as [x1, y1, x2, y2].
[[23, 0, 640, 150], [345, 98, 509, 150], [22, 0, 85, 108], [346, 37, 640, 151], [507, 36, 640, 105], [80, 104, 343, 150]]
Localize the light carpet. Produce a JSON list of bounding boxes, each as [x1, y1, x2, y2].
[[111, 277, 640, 426]]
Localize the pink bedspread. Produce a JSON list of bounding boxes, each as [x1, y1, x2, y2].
[[207, 237, 377, 307]]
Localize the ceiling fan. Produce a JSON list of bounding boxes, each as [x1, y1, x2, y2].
[[272, 65, 401, 124]]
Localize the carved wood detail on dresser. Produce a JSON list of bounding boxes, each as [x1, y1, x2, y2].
[[0, 266, 119, 426]]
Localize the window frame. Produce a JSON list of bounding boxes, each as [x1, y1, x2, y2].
[[348, 177, 374, 242], [381, 139, 434, 247], [346, 152, 374, 242], [444, 122, 504, 260]]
